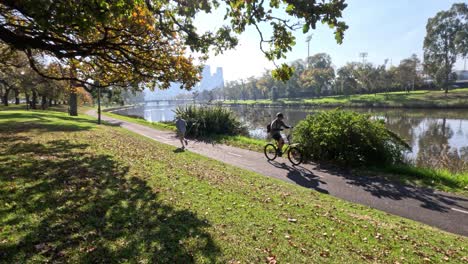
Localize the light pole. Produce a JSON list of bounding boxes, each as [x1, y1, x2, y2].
[[96, 81, 101, 125], [306, 34, 313, 64], [20, 71, 26, 109], [359, 52, 368, 64]]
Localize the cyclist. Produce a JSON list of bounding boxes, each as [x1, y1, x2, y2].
[[269, 112, 291, 156]]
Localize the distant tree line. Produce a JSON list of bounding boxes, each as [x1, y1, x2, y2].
[[211, 53, 429, 101], [212, 2, 467, 101]]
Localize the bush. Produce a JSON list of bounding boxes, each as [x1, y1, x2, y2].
[[293, 109, 410, 166], [174, 105, 247, 137]]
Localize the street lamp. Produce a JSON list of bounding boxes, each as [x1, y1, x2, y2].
[[305, 34, 313, 64], [96, 80, 102, 124], [20, 71, 27, 109]]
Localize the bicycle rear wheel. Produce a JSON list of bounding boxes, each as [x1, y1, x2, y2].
[[288, 146, 303, 165], [264, 144, 277, 161]]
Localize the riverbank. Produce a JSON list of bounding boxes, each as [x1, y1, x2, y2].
[[102, 110, 468, 195], [1, 109, 467, 262], [222, 88, 468, 109]]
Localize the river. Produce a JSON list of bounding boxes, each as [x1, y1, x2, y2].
[[113, 103, 468, 172]]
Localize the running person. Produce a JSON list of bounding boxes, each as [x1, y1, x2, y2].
[[175, 116, 188, 149], [269, 112, 291, 156]]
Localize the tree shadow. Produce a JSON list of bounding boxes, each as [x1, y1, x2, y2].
[[313, 164, 468, 213], [0, 139, 220, 262], [0, 112, 121, 133], [267, 160, 329, 194]]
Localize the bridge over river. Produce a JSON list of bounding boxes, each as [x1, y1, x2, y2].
[[144, 99, 193, 105]]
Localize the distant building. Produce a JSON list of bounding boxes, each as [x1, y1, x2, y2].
[[145, 65, 224, 100], [196, 66, 224, 91], [454, 70, 468, 82]]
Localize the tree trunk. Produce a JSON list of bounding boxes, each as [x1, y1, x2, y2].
[[14, 89, 20, 104], [31, 89, 38, 109], [25, 93, 30, 110], [444, 39, 450, 94], [2, 88, 10, 106], [2, 95, 7, 106], [69, 91, 78, 116], [48, 98, 53, 107], [41, 95, 47, 110]]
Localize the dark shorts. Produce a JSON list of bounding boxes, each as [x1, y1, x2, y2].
[[272, 133, 282, 141], [177, 131, 185, 138]]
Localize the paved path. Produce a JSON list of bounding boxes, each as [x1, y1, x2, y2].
[[89, 111, 468, 236]]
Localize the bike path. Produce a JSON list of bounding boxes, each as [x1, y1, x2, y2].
[[89, 110, 468, 236]]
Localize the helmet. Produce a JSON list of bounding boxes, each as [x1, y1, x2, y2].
[[276, 112, 284, 118]]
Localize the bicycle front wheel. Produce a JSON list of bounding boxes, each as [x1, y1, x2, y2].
[[264, 144, 277, 161], [288, 146, 303, 165]]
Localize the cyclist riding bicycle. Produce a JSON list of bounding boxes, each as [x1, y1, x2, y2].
[[269, 112, 291, 156]]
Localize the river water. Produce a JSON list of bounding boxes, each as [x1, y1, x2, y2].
[[113, 103, 468, 172]]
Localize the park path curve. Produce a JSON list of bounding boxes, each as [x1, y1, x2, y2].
[[88, 110, 468, 236]]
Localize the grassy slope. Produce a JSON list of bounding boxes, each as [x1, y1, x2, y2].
[[103, 111, 267, 152], [103, 111, 177, 131], [0, 109, 467, 263], [223, 88, 468, 108], [103, 110, 468, 195]]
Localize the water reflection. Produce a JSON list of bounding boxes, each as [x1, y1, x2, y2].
[[113, 104, 468, 172]]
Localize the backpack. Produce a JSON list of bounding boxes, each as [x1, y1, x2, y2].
[[266, 123, 271, 133]]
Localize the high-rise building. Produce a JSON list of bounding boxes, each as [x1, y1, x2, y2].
[[196, 66, 224, 91], [145, 65, 224, 100]]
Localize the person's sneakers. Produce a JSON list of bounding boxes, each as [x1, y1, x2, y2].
[[277, 151, 283, 157]]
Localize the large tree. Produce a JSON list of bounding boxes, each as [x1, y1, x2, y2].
[[0, 0, 348, 87], [423, 3, 467, 93], [396, 54, 422, 93], [300, 53, 335, 96], [336, 63, 359, 95]]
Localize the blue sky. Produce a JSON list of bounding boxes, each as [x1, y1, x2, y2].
[[195, 0, 466, 81]]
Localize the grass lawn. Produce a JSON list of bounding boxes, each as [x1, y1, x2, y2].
[[0, 109, 467, 263], [223, 88, 468, 108]]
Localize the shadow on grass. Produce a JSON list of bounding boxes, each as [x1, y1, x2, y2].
[[0, 112, 121, 133], [0, 138, 219, 262]]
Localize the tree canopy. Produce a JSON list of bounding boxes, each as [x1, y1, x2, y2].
[[423, 2, 467, 93], [0, 0, 348, 90]]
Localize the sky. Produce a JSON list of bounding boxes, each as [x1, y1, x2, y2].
[[194, 0, 466, 81]]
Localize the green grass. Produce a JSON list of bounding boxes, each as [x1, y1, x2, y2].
[[1, 109, 467, 262], [103, 111, 177, 131], [224, 88, 468, 108], [207, 134, 266, 152]]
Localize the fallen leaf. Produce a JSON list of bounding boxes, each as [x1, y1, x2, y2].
[[266, 255, 277, 264]]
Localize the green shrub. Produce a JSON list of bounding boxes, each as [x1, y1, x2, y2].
[[174, 105, 247, 137], [293, 109, 410, 166]]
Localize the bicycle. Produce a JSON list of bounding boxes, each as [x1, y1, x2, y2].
[[264, 128, 303, 165]]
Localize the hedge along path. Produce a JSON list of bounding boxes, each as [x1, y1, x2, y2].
[[87, 110, 468, 237]]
